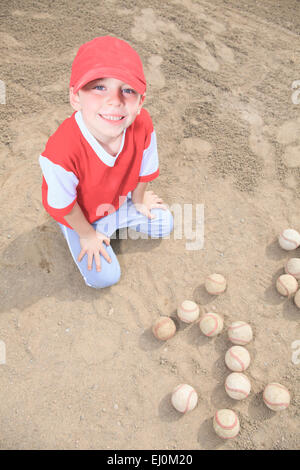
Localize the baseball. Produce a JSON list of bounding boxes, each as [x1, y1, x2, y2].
[[213, 409, 240, 439], [263, 382, 291, 411], [199, 312, 224, 337], [285, 258, 300, 280], [294, 289, 300, 308], [225, 372, 251, 400], [225, 346, 251, 372], [276, 274, 298, 297], [228, 321, 253, 345], [278, 228, 300, 251], [152, 316, 176, 341], [205, 273, 227, 295], [177, 300, 200, 323], [171, 384, 198, 413]]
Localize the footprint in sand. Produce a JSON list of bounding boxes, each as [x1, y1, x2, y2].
[[145, 56, 165, 90], [131, 8, 234, 75], [131, 8, 160, 42], [0, 32, 21, 48], [182, 137, 213, 158], [276, 118, 300, 169], [241, 108, 276, 181]]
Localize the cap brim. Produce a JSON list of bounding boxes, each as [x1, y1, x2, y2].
[[72, 67, 146, 95]]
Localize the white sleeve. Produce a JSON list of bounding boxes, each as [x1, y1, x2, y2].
[[139, 130, 159, 178], [39, 155, 79, 209]]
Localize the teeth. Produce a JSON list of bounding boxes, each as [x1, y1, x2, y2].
[[101, 114, 123, 121]]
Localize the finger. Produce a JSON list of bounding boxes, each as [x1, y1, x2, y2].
[[87, 252, 93, 270], [94, 252, 101, 272], [96, 232, 110, 244], [100, 247, 112, 264], [77, 249, 86, 263], [148, 210, 156, 219]]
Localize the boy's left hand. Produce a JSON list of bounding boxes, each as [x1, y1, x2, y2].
[[133, 190, 168, 219]]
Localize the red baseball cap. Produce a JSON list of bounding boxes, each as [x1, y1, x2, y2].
[[70, 36, 146, 95]]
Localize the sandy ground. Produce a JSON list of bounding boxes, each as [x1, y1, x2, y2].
[[0, 0, 300, 450]]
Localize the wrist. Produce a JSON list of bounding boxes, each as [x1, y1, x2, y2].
[[78, 226, 95, 238], [132, 193, 143, 205]]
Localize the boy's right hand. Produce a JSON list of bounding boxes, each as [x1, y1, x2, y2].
[[78, 230, 112, 272]]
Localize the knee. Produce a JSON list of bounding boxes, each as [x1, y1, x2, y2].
[[150, 208, 174, 238], [84, 262, 121, 289]]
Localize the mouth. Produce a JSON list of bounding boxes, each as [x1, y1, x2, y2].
[[98, 114, 126, 123]]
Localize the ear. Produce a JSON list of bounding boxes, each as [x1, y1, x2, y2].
[[69, 87, 81, 111], [137, 92, 146, 115]]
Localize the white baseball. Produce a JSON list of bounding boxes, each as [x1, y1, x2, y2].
[[285, 258, 300, 280], [225, 372, 251, 400], [278, 228, 300, 250], [199, 312, 224, 337], [205, 273, 227, 295], [213, 409, 240, 439], [294, 289, 300, 308], [228, 321, 253, 345], [171, 384, 198, 413], [152, 316, 176, 341], [225, 346, 251, 372], [276, 274, 298, 296], [263, 382, 291, 411], [177, 300, 200, 323]]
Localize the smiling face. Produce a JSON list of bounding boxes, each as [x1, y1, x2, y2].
[[70, 77, 145, 145]]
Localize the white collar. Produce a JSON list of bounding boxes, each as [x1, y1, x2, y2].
[[75, 111, 126, 167]]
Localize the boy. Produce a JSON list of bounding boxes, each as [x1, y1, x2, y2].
[[39, 36, 174, 288]]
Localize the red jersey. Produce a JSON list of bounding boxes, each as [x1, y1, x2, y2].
[[39, 108, 159, 228]]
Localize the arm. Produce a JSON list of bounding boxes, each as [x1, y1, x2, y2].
[[131, 182, 148, 205], [64, 202, 111, 271], [64, 201, 95, 238]]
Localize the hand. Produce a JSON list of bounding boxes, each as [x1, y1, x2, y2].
[[133, 190, 168, 219], [78, 230, 111, 272]]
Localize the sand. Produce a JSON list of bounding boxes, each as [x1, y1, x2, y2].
[[0, 0, 299, 450]]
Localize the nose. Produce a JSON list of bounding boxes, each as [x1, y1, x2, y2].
[[107, 88, 122, 106]]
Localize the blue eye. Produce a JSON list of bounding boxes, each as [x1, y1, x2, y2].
[[94, 85, 105, 91], [122, 88, 136, 94]]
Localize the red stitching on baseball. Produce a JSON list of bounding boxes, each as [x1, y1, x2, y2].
[[281, 233, 298, 247], [206, 275, 226, 294], [178, 303, 198, 323], [180, 303, 198, 313], [215, 411, 237, 430], [154, 318, 175, 340], [263, 384, 289, 408], [209, 289, 225, 295], [228, 323, 251, 343], [228, 323, 247, 330], [263, 398, 289, 408], [207, 276, 225, 285], [184, 389, 196, 413], [221, 433, 239, 439], [225, 384, 249, 397], [229, 349, 246, 370], [201, 314, 218, 336], [174, 384, 185, 395], [277, 278, 290, 296]]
